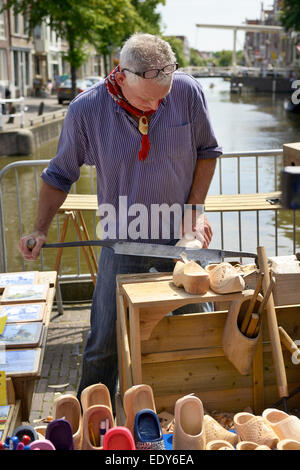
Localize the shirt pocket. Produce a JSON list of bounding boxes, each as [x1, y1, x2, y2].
[[162, 123, 193, 159]]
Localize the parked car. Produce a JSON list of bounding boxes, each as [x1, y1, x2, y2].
[[84, 76, 103, 85], [57, 79, 93, 104]]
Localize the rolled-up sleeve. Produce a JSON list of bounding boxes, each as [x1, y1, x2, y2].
[[192, 83, 222, 160], [41, 106, 87, 193]]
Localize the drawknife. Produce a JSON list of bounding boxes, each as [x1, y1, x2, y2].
[[28, 239, 257, 264]]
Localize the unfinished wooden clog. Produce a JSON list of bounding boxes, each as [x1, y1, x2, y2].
[[206, 262, 245, 294], [173, 395, 205, 450], [80, 382, 112, 414], [234, 412, 279, 449], [173, 259, 210, 295], [204, 414, 238, 446], [222, 292, 263, 375], [53, 393, 83, 450], [206, 439, 235, 450], [123, 384, 156, 435], [236, 441, 270, 450], [277, 439, 300, 450], [82, 404, 114, 450], [262, 408, 300, 441]]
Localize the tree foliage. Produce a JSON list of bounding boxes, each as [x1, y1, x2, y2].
[[1, 0, 165, 90], [280, 0, 300, 31], [163, 36, 188, 68]]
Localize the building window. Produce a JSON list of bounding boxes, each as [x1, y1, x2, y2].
[[25, 51, 30, 85], [14, 7, 20, 34], [13, 50, 19, 86], [0, 0, 6, 39], [0, 49, 8, 80]]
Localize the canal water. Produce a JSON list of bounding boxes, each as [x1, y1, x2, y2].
[[0, 77, 299, 276]]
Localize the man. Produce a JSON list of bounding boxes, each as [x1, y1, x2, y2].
[[19, 33, 222, 409]]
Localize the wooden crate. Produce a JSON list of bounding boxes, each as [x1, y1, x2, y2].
[[116, 272, 300, 422]]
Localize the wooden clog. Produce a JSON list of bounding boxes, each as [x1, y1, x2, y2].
[[123, 384, 156, 435], [82, 404, 114, 450], [173, 259, 210, 295], [206, 262, 245, 294], [206, 439, 235, 450], [234, 412, 279, 449], [262, 408, 300, 441], [80, 382, 112, 414], [204, 414, 238, 446], [173, 395, 205, 450], [53, 393, 83, 450], [236, 441, 270, 450], [277, 439, 300, 450]]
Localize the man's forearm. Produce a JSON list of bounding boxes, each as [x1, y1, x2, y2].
[[187, 157, 217, 205], [34, 181, 68, 235]]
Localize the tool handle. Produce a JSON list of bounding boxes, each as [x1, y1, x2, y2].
[[258, 276, 275, 315], [257, 246, 289, 398], [240, 272, 263, 334], [245, 313, 260, 338], [279, 326, 300, 359], [27, 239, 37, 251]]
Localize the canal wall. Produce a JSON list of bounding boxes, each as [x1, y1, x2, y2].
[[231, 75, 291, 93], [0, 115, 64, 156]]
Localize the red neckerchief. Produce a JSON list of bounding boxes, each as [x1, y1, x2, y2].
[[105, 65, 159, 161]]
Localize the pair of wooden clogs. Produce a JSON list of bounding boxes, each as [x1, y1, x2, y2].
[[173, 258, 245, 295]]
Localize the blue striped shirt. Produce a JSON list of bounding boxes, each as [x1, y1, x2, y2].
[[41, 72, 222, 242]]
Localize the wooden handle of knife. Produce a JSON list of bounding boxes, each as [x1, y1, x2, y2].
[[257, 246, 289, 398], [27, 238, 36, 251]]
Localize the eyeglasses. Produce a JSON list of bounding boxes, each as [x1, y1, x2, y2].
[[122, 63, 178, 79]]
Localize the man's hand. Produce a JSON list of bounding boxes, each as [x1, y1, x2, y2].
[[181, 208, 213, 248], [18, 231, 47, 261]]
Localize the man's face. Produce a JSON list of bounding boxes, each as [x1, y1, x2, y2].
[[116, 72, 172, 112]]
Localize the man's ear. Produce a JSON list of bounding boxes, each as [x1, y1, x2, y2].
[[115, 71, 126, 87]]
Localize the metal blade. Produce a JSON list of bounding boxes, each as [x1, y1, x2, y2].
[[42, 240, 257, 263]]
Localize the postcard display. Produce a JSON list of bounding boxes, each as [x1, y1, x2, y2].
[[0, 270, 57, 431]]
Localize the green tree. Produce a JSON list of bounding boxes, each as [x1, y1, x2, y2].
[[189, 48, 207, 67], [280, 0, 300, 31], [213, 50, 232, 67], [2, 0, 164, 94], [163, 36, 188, 68]]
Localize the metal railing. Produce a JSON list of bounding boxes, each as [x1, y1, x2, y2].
[[0, 97, 26, 130], [0, 148, 298, 281]]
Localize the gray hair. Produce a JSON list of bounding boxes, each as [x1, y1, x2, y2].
[[119, 33, 177, 84]]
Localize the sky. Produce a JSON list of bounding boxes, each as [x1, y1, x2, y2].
[[157, 0, 274, 51]]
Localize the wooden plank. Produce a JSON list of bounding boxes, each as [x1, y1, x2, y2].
[[129, 304, 142, 384], [122, 281, 250, 308], [252, 332, 264, 414], [142, 356, 253, 397], [58, 191, 282, 213], [155, 388, 253, 414], [141, 311, 226, 354]]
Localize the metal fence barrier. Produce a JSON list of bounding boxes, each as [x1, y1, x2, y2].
[[1, 148, 298, 283]]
